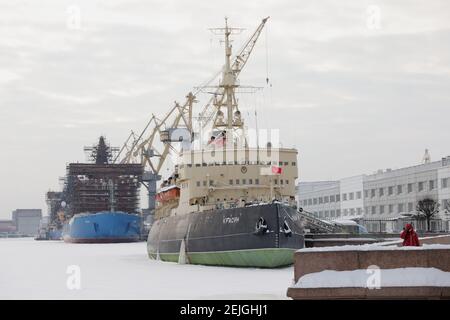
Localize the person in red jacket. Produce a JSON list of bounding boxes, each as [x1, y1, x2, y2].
[[400, 223, 420, 246]]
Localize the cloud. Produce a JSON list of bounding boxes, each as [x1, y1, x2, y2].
[[1, 0, 450, 218]]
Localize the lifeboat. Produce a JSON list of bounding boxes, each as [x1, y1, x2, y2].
[[156, 185, 180, 203]]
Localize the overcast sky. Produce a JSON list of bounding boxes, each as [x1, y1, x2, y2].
[[1, 0, 450, 219]]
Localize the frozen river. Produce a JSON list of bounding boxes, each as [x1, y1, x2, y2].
[[0, 238, 293, 299]]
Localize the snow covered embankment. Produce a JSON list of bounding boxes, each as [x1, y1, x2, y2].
[[293, 267, 450, 288]]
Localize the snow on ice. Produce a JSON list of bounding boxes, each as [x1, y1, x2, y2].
[[0, 238, 292, 299]]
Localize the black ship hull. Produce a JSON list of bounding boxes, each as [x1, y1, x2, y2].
[[147, 203, 304, 267]]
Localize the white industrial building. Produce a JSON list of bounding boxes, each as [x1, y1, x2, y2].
[[297, 154, 450, 233], [12, 209, 42, 236]]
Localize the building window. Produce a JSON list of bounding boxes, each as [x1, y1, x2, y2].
[[442, 178, 448, 189], [356, 191, 362, 199], [255, 178, 259, 185], [336, 209, 341, 217], [371, 206, 376, 214], [349, 192, 354, 200], [389, 204, 394, 214], [371, 189, 375, 198], [418, 181, 424, 192], [429, 180, 435, 190], [325, 211, 329, 217], [249, 179, 253, 185], [350, 208, 355, 216], [380, 205, 385, 214], [308, 199, 312, 205], [319, 211, 323, 218], [344, 209, 348, 216], [229, 180, 233, 185], [292, 162, 296, 166], [379, 188, 384, 196], [408, 202, 414, 212], [286, 180, 289, 185], [274, 179, 278, 185], [408, 183, 413, 193], [313, 198, 318, 205], [364, 190, 368, 198], [196, 181, 201, 187], [280, 179, 283, 185], [357, 207, 362, 215], [388, 186, 393, 195], [330, 195, 335, 202], [343, 193, 347, 201], [336, 194, 340, 202], [397, 185, 402, 194], [324, 196, 329, 203], [203, 181, 207, 187], [398, 203, 404, 213], [236, 179, 240, 185], [209, 180, 214, 186], [331, 210, 335, 217]]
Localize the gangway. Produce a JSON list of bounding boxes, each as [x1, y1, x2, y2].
[[297, 208, 342, 233]]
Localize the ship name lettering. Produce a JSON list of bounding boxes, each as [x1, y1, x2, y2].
[[223, 217, 239, 224]]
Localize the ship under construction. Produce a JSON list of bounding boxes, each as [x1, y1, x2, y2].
[[42, 136, 144, 242]]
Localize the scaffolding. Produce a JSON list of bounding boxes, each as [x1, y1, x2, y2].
[[64, 163, 143, 217], [45, 191, 64, 228]]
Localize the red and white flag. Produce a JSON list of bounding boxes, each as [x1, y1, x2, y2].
[[271, 166, 282, 174], [260, 165, 283, 175]]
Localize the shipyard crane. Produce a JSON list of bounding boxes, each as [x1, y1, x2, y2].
[[117, 92, 196, 175], [116, 17, 270, 178]]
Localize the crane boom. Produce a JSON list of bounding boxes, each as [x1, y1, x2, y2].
[[232, 16, 269, 74], [199, 16, 269, 128]]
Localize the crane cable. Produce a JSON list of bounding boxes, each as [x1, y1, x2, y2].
[[265, 23, 270, 87]]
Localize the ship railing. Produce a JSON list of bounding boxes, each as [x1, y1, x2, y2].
[[297, 207, 339, 233]]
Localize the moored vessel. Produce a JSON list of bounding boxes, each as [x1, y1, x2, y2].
[[63, 211, 141, 243], [140, 17, 305, 267], [44, 136, 145, 243]]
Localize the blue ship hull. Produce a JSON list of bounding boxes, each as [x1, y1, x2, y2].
[[48, 229, 62, 240], [63, 212, 141, 243]]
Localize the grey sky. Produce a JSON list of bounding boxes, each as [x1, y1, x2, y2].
[[1, 0, 450, 219]]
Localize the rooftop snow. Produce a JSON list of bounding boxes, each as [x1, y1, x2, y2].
[[292, 267, 450, 288]]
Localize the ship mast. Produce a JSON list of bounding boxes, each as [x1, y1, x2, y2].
[[201, 17, 269, 132], [208, 17, 244, 131], [223, 17, 237, 129]]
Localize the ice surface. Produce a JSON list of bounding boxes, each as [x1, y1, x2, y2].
[[293, 268, 450, 288], [0, 238, 292, 300]]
